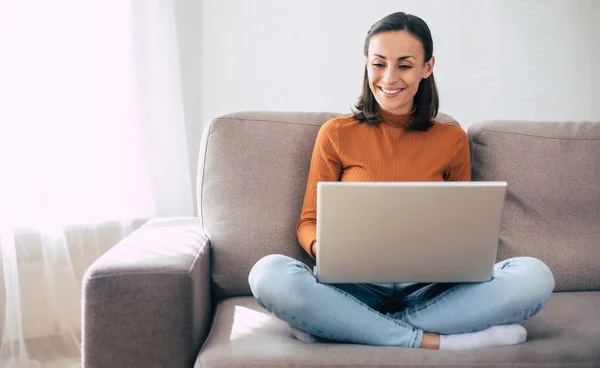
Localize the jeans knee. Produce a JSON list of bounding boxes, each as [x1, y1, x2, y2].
[[522, 257, 554, 293], [249, 254, 289, 293], [248, 254, 315, 317], [507, 256, 555, 302], [248, 254, 305, 303]]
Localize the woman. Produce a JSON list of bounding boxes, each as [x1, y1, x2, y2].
[[248, 12, 554, 350]]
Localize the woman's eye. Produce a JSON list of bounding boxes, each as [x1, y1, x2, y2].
[[399, 65, 413, 70], [373, 63, 385, 68]]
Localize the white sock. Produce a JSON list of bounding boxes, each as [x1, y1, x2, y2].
[[289, 324, 318, 343], [439, 324, 527, 350]]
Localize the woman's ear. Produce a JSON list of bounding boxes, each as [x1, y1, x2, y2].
[[423, 56, 435, 79]]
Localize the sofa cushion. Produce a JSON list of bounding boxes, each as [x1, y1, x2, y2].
[[195, 292, 600, 367], [199, 111, 459, 298], [468, 121, 600, 291]]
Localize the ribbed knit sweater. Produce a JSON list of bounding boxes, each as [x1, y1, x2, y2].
[[296, 110, 471, 258]]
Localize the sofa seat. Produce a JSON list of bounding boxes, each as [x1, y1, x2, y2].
[[196, 292, 600, 367]]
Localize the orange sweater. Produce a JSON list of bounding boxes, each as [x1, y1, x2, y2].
[[296, 111, 471, 258]]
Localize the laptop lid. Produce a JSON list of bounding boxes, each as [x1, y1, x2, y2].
[[315, 181, 507, 284]]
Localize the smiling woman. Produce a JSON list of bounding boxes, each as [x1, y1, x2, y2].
[[366, 31, 434, 114], [248, 11, 554, 352], [354, 13, 438, 131]]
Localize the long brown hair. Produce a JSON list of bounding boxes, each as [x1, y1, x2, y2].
[[353, 12, 438, 131]]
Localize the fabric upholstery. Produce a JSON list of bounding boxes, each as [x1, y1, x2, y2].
[[83, 217, 212, 368], [198, 111, 460, 299], [82, 114, 600, 367], [196, 293, 600, 367], [468, 121, 600, 291]]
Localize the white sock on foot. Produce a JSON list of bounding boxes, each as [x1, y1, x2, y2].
[[289, 324, 318, 343], [439, 324, 527, 350]]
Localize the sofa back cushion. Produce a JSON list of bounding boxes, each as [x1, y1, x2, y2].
[[468, 121, 600, 291], [199, 111, 458, 298]]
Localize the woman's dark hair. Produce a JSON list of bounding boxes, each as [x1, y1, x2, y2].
[[353, 12, 438, 131]]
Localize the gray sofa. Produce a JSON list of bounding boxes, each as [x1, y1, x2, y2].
[[83, 111, 600, 367]]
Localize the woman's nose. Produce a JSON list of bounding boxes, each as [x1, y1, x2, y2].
[[383, 67, 400, 84]]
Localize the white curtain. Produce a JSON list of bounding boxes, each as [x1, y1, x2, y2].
[[0, 1, 194, 367]]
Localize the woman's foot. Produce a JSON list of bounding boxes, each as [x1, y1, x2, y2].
[[436, 324, 527, 350], [420, 332, 441, 349]]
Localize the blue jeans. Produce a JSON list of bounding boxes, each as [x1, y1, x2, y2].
[[248, 254, 554, 348]]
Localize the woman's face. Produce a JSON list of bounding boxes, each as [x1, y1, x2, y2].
[[366, 30, 434, 115]]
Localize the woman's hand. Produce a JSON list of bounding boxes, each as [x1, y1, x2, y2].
[[311, 242, 317, 258]]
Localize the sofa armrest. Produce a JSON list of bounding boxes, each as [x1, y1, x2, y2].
[[82, 217, 211, 368]]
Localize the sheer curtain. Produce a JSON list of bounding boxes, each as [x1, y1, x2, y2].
[[0, 1, 193, 367]]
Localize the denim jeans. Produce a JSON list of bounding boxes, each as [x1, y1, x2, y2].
[[248, 254, 555, 348]]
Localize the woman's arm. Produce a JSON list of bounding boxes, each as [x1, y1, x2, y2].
[[446, 129, 471, 181], [296, 119, 343, 258]]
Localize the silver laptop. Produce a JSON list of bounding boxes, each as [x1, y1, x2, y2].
[[315, 181, 507, 284]]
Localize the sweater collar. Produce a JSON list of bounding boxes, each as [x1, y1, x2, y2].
[[379, 108, 414, 128]]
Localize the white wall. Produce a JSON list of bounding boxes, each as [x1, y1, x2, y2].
[[198, 0, 600, 128], [176, 0, 600, 197]]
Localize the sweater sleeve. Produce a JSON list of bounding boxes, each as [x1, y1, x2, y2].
[[296, 119, 343, 258], [446, 128, 471, 181]]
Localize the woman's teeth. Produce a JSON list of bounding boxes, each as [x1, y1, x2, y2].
[[379, 86, 404, 95]]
